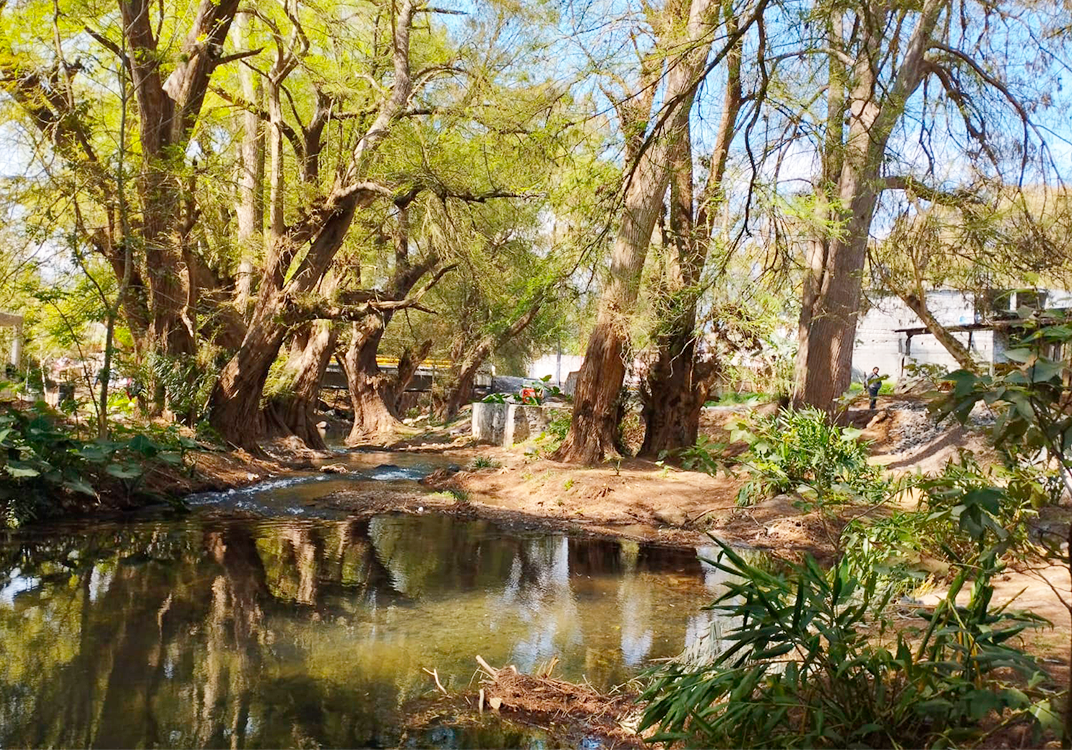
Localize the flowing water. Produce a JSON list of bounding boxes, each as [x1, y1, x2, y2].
[[0, 463, 753, 748]]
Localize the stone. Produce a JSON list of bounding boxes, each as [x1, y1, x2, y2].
[[653, 507, 688, 526], [755, 494, 803, 516], [320, 464, 348, 474]]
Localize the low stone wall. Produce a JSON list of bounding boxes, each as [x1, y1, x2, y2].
[[472, 402, 566, 447]]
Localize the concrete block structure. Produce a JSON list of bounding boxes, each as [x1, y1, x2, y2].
[[472, 402, 565, 447]]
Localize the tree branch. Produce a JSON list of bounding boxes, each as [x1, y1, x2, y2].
[[882, 175, 984, 207], [288, 263, 457, 322]]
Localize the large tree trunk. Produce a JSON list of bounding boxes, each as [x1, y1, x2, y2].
[[792, 186, 883, 410], [341, 327, 434, 443], [641, 338, 716, 456], [387, 339, 433, 413], [234, 11, 264, 316], [792, 0, 946, 411], [209, 288, 289, 447], [342, 318, 400, 443], [435, 359, 485, 424], [268, 321, 338, 449], [554, 0, 720, 464], [120, 0, 242, 364], [341, 198, 443, 442], [640, 12, 742, 457]]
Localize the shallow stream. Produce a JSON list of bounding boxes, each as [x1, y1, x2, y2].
[[0, 460, 749, 748]]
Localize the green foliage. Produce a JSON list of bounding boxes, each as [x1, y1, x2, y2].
[[468, 455, 500, 470], [934, 311, 1072, 469], [539, 409, 572, 452], [839, 453, 1041, 593], [432, 487, 469, 504], [673, 435, 727, 474], [0, 399, 194, 527], [904, 361, 950, 390], [482, 375, 567, 407], [731, 407, 885, 507], [705, 391, 771, 407], [640, 541, 1056, 749], [930, 309, 1072, 739], [133, 351, 220, 422]]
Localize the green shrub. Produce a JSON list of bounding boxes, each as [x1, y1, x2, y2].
[[469, 455, 500, 470], [538, 409, 572, 452], [134, 350, 221, 422], [841, 452, 1044, 590], [731, 406, 885, 507], [705, 392, 770, 407], [0, 401, 193, 527], [640, 541, 1058, 749], [675, 435, 727, 474]]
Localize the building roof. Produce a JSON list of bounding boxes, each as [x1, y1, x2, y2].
[[894, 308, 1072, 337]]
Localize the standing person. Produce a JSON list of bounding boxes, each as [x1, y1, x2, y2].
[[866, 367, 884, 409]]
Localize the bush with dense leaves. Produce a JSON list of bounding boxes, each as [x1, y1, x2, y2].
[[0, 401, 193, 527], [640, 542, 1059, 748], [731, 406, 885, 507]]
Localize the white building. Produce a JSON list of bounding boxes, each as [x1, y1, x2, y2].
[[527, 353, 585, 386], [851, 288, 1072, 381]]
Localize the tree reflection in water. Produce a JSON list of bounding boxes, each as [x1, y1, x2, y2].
[[0, 514, 740, 747]]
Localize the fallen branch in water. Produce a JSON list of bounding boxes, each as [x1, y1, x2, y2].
[[472, 655, 646, 748], [422, 667, 448, 696]]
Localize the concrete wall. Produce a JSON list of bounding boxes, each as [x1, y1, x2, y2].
[[852, 291, 990, 381], [472, 402, 565, 447], [527, 354, 585, 385]]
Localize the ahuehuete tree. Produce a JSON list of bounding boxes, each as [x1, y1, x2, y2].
[[339, 188, 573, 436], [208, 0, 567, 449], [0, 0, 247, 411], [336, 97, 580, 439], [637, 0, 751, 457], [787, 0, 1070, 410], [554, 0, 767, 463]]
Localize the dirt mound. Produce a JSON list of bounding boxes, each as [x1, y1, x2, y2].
[[863, 400, 997, 474]]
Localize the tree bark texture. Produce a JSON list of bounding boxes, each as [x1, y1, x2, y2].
[[235, 11, 264, 316], [119, 0, 242, 361], [792, 0, 947, 411], [268, 321, 338, 449], [342, 318, 399, 443], [640, 10, 743, 457], [554, 0, 720, 464]]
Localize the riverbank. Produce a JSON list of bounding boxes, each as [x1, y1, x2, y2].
[[9, 400, 1071, 748], [119, 396, 1011, 559]]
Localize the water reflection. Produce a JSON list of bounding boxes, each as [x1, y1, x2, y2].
[[0, 514, 731, 748]]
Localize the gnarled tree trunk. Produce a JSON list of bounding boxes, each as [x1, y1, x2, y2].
[[208, 0, 419, 449], [268, 321, 339, 449], [341, 198, 445, 442], [554, 0, 722, 464], [342, 317, 399, 443], [640, 12, 742, 457]]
